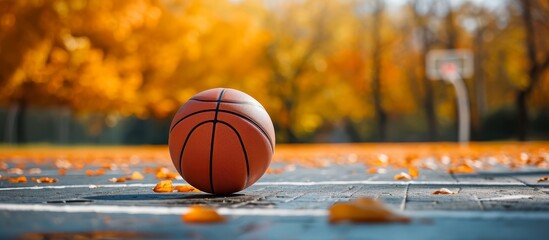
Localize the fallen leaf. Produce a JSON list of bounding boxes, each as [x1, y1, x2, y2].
[[153, 180, 173, 193], [329, 198, 410, 224], [8, 176, 28, 183], [28, 168, 42, 175], [129, 171, 144, 180], [143, 167, 157, 174], [7, 168, 24, 175], [266, 168, 284, 174], [408, 167, 419, 178], [33, 177, 58, 183], [58, 169, 67, 176], [394, 172, 412, 181], [108, 177, 126, 183], [156, 171, 178, 180], [86, 169, 106, 176], [432, 188, 455, 195], [182, 205, 225, 223], [448, 164, 474, 174], [174, 184, 201, 193], [537, 177, 549, 183]]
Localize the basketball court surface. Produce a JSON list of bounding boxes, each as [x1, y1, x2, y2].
[[1, 143, 549, 239]]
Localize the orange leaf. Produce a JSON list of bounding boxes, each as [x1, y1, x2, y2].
[[58, 169, 67, 176], [432, 188, 455, 195], [8, 176, 28, 183], [153, 180, 173, 193], [174, 184, 200, 192], [537, 177, 549, 183], [33, 177, 58, 183], [394, 172, 412, 181], [108, 177, 126, 183], [129, 171, 144, 180], [86, 169, 106, 176], [329, 198, 409, 224], [266, 168, 284, 174], [408, 167, 419, 178], [448, 164, 474, 174], [182, 205, 225, 223]]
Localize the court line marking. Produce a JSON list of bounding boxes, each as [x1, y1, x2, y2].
[[0, 180, 529, 191], [479, 195, 533, 201], [1, 203, 549, 219]]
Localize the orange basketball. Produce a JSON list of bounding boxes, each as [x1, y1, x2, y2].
[[168, 88, 275, 195]]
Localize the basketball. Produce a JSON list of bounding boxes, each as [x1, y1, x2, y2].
[[168, 88, 275, 195]]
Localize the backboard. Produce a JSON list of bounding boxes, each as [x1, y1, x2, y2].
[[426, 49, 473, 81]]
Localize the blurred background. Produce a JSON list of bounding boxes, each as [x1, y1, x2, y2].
[[0, 0, 548, 145]]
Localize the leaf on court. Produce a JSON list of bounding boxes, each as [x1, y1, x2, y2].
[[432, 188, 455, 195], [58, 169, 67, 176], [153, 180, 173, 192], [537, 177, 549, 183], [447, 164, 475, 174], [86, 169, 106, 176], [32, 177, 58, 183], [408, 167, 419, 178], [8, 176, 28, 183], [7, 168, 24, 175], [27, 168, 42, 175], [266, 168, 284, 174], [155, 167, 178, 179], [394, 172, 412, 181], [174, 184, 201, 193], [108, 177, 126, 183], [182, 205, 225, 223], [329, 198, 410, 224], [129, 171, 145, 180], [366, 167, 386, 174]]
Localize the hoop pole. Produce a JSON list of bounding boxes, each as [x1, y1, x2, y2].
[[446, 75, 470, 143]]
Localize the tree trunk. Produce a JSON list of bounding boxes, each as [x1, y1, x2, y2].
[[371, 0, 387, 142], [516, 90, 528, 141], [15, 100, 27, 144]]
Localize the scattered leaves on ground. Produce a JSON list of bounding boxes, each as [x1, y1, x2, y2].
[[329, 198, 410, 224], [85, 169, 106, 176], [394, 172, 412, 181], [182, 205, 226, 223], [537, 177, 549, 183], [155, 167, 178, 180], [174, 184, 201, 193], [153, 180, 173, 193], [27, 168, 42, 175], [31, 177, 58, 183], [432, 188, 455, 195], [8, 176, 28, 183], [447, 164, 475, 174]]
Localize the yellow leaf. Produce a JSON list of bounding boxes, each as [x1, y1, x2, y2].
[[432, 188, 455, 195], [394, 172, 412, 181], [129, 171, 144, 180], [182, 205, 225, 223], [408, 167, 419, 178], [153, 180, 173, 193], [329, 198, 409, 224]]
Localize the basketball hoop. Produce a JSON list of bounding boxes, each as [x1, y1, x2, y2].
[[426, 49, 473, 143]]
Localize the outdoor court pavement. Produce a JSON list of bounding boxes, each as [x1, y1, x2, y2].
[[1, 149, 549, 239]]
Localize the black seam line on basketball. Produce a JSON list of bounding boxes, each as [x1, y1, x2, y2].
[[209, 88, 226, 194], [169, 109, 216, 133], [178, 120, 214, 180], [217, 121, 250, 187], [170, 109, 274, 152], [189, 98, 264, 108]]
